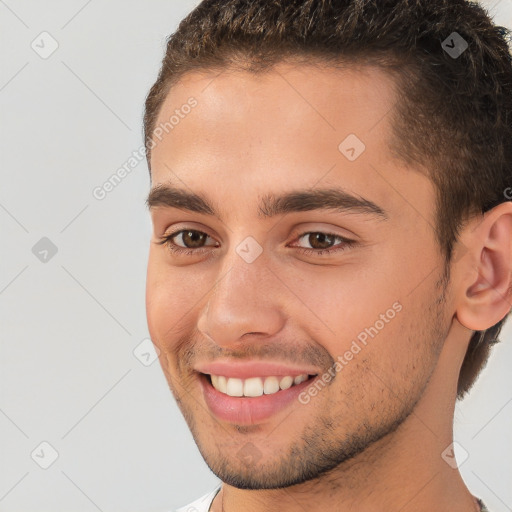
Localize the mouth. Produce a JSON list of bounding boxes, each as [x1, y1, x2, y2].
[[198, 371, 319, 425], [207, 373, 316, 397]]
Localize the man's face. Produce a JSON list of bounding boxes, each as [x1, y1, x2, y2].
[[146, 62, 453, 489]]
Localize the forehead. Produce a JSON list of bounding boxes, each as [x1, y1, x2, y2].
[[152, 62, 399, 167], [149, 61, 433, 225]]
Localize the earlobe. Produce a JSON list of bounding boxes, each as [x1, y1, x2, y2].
[[455, 203, 512, 332]]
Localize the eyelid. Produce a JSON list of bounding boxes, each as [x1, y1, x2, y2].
[[289, 222, 359, 240], [172, 229, 218, 248], [158, 226, 357, 260], [159, 222, 217, 240], [290, 231, 351, 246], [287, 231, 357, 257], [160, 225, 353, 246], [273, 223, 354, 242]]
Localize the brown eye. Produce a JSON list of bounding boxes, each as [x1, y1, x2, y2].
[[157, 228, 219, 257], [175, 230, 210, 248], [292, 231, 357, 257], [302, 232, 337, 250]]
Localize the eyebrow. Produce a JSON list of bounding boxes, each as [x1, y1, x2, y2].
[[145, 184, 388, 221]]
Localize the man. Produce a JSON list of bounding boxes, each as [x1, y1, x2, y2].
[[143, 0, 512, 510]]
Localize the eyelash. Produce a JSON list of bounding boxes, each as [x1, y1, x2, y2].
[[156, 229, 356, 257]]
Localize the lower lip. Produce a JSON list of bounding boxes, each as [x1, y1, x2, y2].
[[199, 373, 317, 425]]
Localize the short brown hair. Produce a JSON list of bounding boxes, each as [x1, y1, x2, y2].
[[143, 0, 512, 399]]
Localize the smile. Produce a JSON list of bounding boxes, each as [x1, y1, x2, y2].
[[209, 373, 313, 397], [199, 372, 319, 425]]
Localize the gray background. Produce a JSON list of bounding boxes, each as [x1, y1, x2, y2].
[[0, 1, 511, 511]]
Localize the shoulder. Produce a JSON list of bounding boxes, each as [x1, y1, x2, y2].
[[173, 486, 222, 512]]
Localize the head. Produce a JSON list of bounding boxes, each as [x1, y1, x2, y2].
[[143, 0, 512, 490]]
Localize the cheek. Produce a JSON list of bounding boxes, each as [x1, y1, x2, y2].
[[145, 254, 209, 348], [283, 255, 431, 374], [284, 262, 401, 341]]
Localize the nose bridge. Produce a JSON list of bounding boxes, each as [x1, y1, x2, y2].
[[197, 243, 285, 346]]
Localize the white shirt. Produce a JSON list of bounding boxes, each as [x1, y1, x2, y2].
[[174, 487, 490, 512], [174, 486, 221, 512]]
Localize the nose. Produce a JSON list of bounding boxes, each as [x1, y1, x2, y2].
[[196, 248, 286, 348]]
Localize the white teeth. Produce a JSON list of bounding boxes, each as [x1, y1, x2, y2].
[[243, 377, 264, 397], [217, 375, 227, 393], [263, 376, 280, 394], [210, 373, 310, 397], [226, 377, 244, 397], [279, 376, 293, 390], [294, 374, 307, 385]]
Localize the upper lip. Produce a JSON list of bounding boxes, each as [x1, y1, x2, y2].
[[194, 360, 320, 379]]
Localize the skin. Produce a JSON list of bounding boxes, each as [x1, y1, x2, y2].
[[145, 61, 512, 511]]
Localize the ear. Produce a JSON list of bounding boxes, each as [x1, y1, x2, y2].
[[455, 201, 512, 331]]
